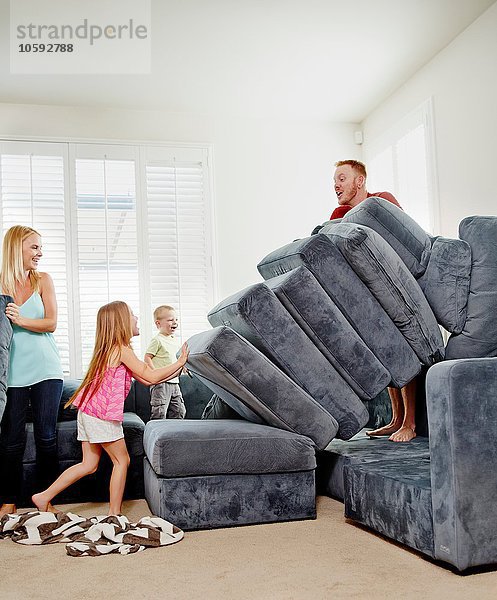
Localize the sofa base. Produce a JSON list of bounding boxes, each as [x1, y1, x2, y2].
[[144, 458, 316, 530]]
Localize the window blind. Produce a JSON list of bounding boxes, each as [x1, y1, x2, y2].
[[0, 145, 70, 373], [0, 140, 215, 378]]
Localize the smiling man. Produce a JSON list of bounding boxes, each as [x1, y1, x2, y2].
[[330, 159, 400, 220]]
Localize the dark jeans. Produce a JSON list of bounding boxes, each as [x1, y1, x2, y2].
[[0, 379, 62, 505]]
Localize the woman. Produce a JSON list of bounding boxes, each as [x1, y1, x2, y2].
[[0, 225, 63, 517]]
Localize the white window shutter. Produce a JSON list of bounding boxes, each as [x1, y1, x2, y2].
[[0, 144, 70, 374], [144, 155, 212, 346]]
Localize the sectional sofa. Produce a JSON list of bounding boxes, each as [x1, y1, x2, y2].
[[2, 198, 496, 572], [143, 199, 497, 572]]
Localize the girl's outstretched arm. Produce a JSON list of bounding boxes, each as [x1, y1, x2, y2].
[[120, 343, 189, 385]]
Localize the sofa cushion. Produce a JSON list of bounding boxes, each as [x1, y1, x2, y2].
[[341, 196, 432, 278], [144, 419, 316, 478], [257, 234, 421, 387], [445, 216, 497, 359], [321, 222, 444, 366], [343, 457, 434, 557], [264, 266, 390, 399], [418, 237, 472, 334], [0, 295, 13, 423], [185, 326, 339, 449], [208, 285, 368, 440]]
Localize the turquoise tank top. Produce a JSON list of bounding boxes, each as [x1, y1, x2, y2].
[[8, 292, 63, 387]]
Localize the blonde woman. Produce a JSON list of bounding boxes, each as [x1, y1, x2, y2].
[[32, 301, 189, 516], [0, 225, 63, 518]]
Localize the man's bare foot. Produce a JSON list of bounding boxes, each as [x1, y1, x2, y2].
[[389, 426, 416, 442], [0, 503, 16, 519], [31, 493, 49, 512], [366, 423, 402, 437]]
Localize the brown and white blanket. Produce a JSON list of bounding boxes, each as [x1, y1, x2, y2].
[[0, 511, 184, 556]]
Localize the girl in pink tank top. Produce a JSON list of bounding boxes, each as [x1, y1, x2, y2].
[[32, 301, 189, 516]]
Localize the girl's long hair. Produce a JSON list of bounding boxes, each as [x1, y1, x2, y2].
[[65, 301, 133, 408], [1, 225, 41, 297]]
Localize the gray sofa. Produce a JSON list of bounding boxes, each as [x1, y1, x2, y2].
[[2, 199, 496, 572], [144, 198, 496, 572]]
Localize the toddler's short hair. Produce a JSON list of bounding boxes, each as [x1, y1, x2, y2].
[[153, 305, 175, 321]]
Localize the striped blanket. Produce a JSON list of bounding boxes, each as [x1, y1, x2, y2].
[[0, 511, 184, 556]]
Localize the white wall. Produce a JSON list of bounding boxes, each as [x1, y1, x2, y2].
[[0, 103, 358, 299], [362, 1, 497, 238]]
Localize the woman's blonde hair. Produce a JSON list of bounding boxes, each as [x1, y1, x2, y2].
[[66, 301, 134, 408], [1, 225, 42, 297]]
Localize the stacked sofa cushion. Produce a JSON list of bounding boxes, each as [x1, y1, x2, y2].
[[320, 221, 444, 365], [207, 288, 368, 440], [342, 197, 472, 336], [185, 326, 339, 448], [257, 233, 421, 387], [445, 216, 497, 359]]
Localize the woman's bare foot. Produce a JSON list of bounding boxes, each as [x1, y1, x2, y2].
[[0, 503, 16, 519], [389, 426, 416, 442], [47, 503, 61, 514], [366, 422, 402, 437], [31, 493, 50, 512]]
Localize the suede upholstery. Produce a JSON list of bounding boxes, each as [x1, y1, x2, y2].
[[144, 461, 316, 531], [144, 419, 316, 477], [341, 196, 432, 277], [320, 222, 444, 365], [418, 237, 472, 334], [426, 358, 497, 570], [0, 295, 13, 423], [257, 234, 421, 387], [143, 418, 317, 530], [264, 266, 390, 399], [207, 285, 367, 440], [184, 325, 339, 448], [445, 216, 497, 359]]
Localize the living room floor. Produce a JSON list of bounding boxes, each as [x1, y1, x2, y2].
[[1, 495, 497, 599]]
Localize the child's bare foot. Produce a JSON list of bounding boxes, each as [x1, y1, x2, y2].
[[389, 426, 416, 442], [32, 493, 50, 512], [366, 422, 402, 437], [0, 503, 16, 519]]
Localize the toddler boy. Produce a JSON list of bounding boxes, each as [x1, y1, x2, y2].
[[145, 305, 186, 419]]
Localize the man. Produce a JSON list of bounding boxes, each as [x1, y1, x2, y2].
[[331, 159, 416, 442], [331, 159, 401, 219]]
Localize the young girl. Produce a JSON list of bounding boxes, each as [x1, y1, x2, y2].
[[32, 300, 189, 516]]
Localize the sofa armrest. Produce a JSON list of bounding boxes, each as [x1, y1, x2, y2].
[[426, 357, 497, 570]]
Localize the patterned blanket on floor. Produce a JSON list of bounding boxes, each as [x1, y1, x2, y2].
[[0, 511, 184, 556]]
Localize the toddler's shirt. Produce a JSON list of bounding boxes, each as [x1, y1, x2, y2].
[[146, 333, 181, 384]]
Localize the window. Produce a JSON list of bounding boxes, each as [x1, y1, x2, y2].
[[0, 140, 215, 377], [364, 99, 439, 234]]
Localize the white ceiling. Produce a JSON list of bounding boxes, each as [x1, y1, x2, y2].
[[1, 0, 495, 122]]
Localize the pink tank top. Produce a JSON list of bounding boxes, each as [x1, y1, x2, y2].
[[73, 364, 132, 422]]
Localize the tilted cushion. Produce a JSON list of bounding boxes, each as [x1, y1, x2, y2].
[[340, 196, 432, 278], [208, 285, 368, 440], [322, 223, 444, 366], [0, 295, 13, 423], [446, 216, 497, 359], [265, 266, 390, 399], [185, 326, 339, 449], [418, 237, 471, 334], [257, 235, 420, 387], [144, 419, 316, 478]]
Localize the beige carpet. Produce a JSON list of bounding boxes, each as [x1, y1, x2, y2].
[[1, 495, 496, 600]]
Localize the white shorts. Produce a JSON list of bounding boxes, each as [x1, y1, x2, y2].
[[77, 410, 124, 444]]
